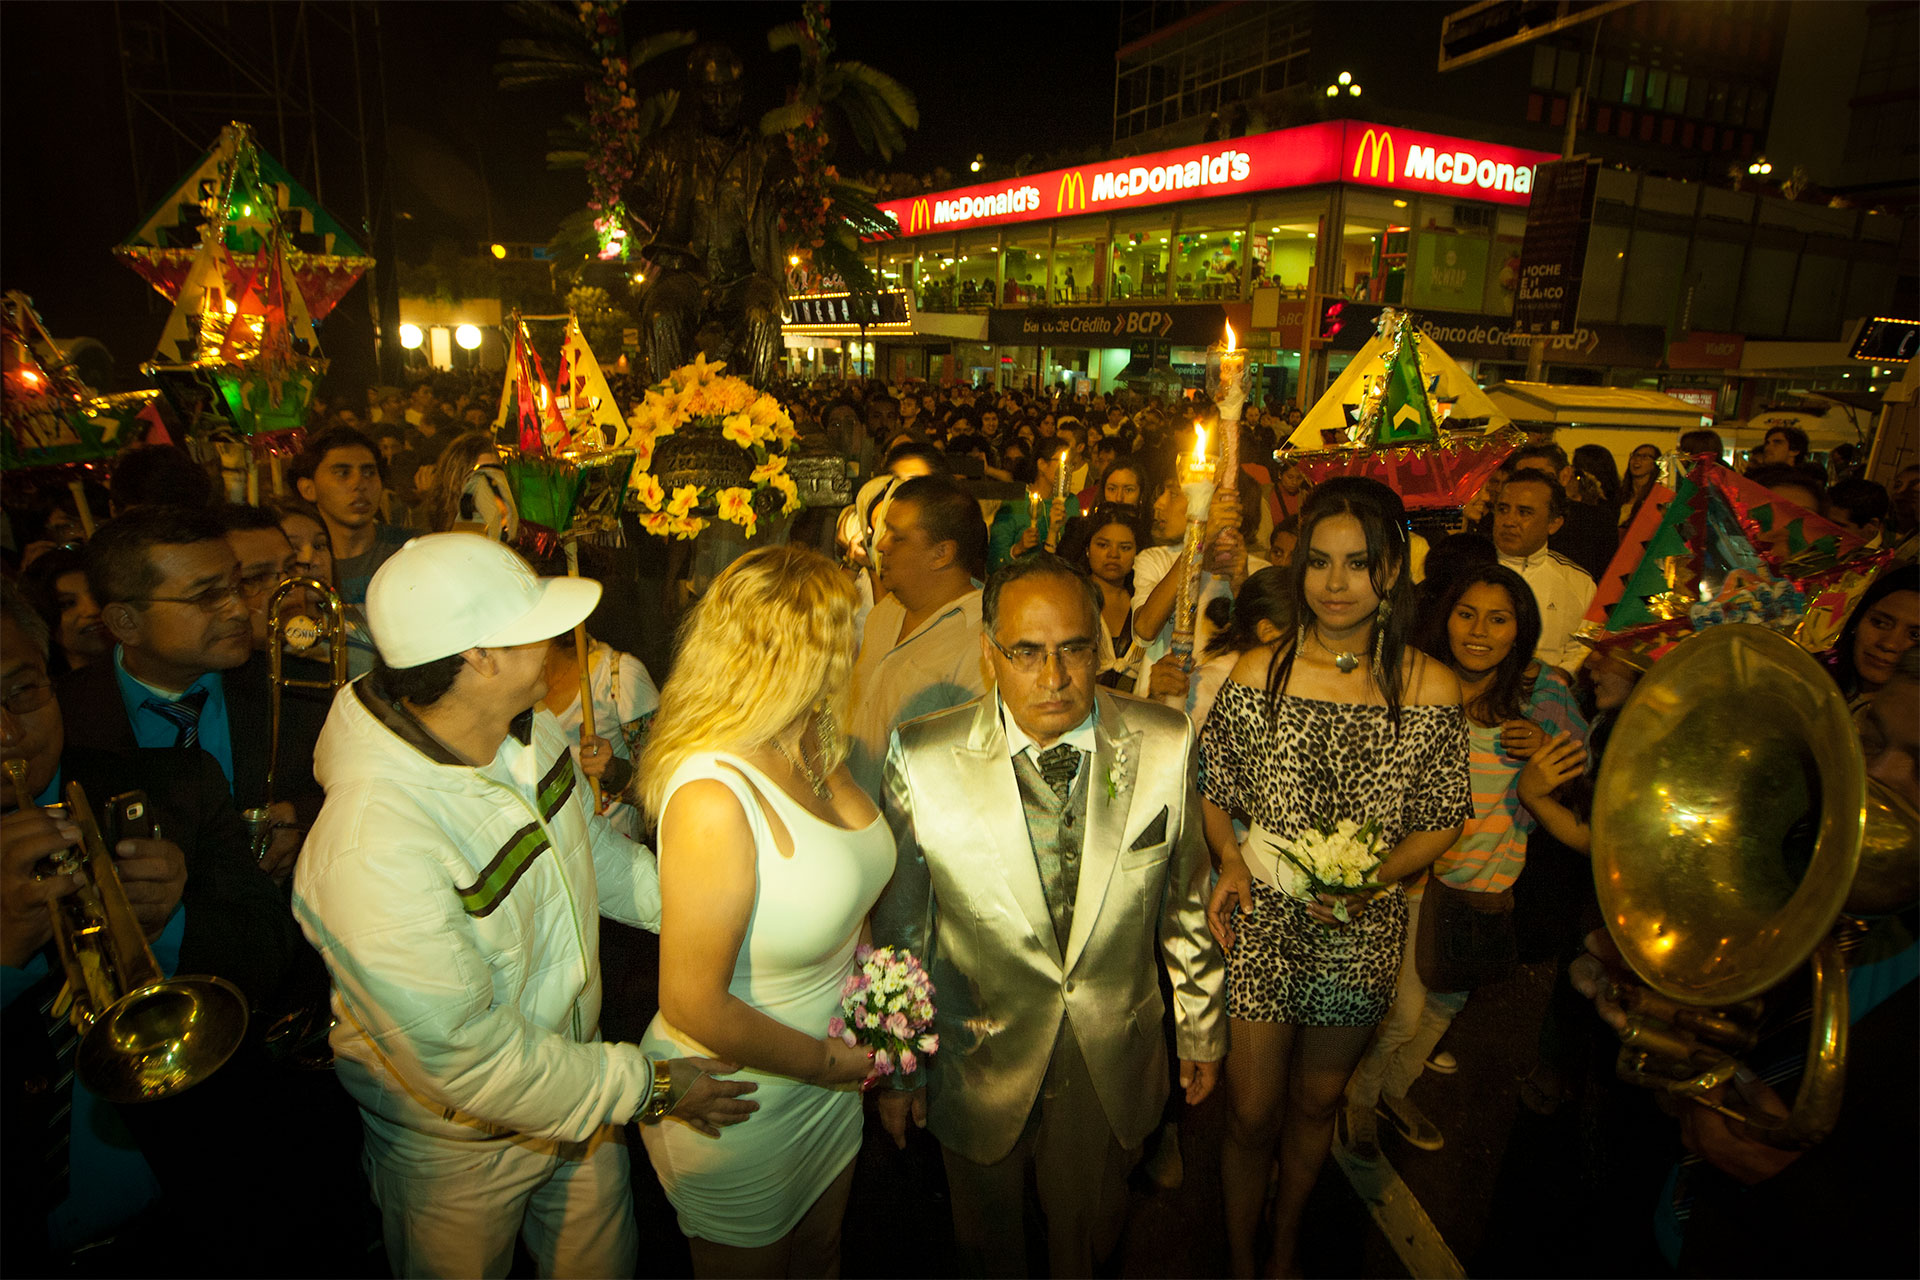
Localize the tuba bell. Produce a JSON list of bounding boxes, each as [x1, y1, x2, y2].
[[1590, 623, 1915, 1149], [4, 762, 250, 1104]]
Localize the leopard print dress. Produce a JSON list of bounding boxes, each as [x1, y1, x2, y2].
[[1199, 681, 1473, 1026]]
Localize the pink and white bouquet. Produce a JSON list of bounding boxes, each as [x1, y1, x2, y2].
[[829, 944, 938, 1077]]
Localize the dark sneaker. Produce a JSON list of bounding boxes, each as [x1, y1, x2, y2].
[[1338, 1102, 1381, 1164], [1377, 1092, 1445, 1151]]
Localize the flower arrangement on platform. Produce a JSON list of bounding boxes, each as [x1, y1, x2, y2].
[[624, 354, 801, 539], [829, 944, 938, 1078]]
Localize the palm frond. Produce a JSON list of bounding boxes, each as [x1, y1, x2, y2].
[[759, 102, 813, 137], [766, 21, 808, 53], [503, 0, 585, 44], [629, 30, 697, 70], [833, 62, 919, 130]]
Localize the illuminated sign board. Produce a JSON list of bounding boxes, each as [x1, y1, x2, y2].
[[784, 290, 914, 334], [876, 123, 1554, 236]]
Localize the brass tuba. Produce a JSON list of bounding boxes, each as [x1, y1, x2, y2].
[[1591, 623, 1915, 1149], [4, 763, 250, 1104], [242, 576, 349, 861]]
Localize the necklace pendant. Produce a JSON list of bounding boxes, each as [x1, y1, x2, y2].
[[1333, 651, 1359, 673]]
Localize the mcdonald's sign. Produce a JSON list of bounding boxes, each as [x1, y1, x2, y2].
[[905, 197, 933, 235], [1352, 128, 1396, 182], [1056, 171, 1087, 213]]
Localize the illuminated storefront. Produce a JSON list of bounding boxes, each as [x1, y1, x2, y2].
[[863, 120, 1558, 398]]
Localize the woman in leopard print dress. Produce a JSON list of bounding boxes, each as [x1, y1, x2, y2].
[[1198, 478, 1472, 1278]]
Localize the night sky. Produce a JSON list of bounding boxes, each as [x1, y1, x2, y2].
[[0, 1, 1117, 379]]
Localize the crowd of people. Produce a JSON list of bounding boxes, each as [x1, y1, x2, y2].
[[1, 366, 1915, 1280]]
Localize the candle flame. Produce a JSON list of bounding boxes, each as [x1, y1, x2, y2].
[[1191, 422, 1209, 469], [1224, 320, 1236, 354]]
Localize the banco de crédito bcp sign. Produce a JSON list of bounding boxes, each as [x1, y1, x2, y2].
[[876, 123, 1555, 237]]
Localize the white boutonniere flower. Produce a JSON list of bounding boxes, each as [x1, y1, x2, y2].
[[1107, 743, 1130, 800]]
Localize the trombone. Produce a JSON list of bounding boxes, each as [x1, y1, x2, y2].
[[242, 576, 349, 862], [3, 762, 249, 1104]]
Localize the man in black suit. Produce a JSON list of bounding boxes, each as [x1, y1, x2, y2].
[[2, 580, 306, 1272], [59, 505, 328, 881]]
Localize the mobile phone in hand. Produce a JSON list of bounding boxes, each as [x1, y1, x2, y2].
[[105, 791, 154, 846]]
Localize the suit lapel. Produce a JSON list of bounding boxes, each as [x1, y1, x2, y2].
[[956, 696, 1063, 969], [1064, 689, 1141, 974]]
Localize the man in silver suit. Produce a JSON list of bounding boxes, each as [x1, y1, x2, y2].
[[873, 553, 1225, 1276]]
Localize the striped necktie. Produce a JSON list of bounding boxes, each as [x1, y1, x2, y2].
[[142, 687, 210, 749]]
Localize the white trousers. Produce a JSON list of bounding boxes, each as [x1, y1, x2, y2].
[[361, 1114, 638, 1279], [1347, 902, 1471, 1108]]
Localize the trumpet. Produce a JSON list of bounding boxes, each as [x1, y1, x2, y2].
[[243, 576, 348, 862], [4, 760, 249, 1104]]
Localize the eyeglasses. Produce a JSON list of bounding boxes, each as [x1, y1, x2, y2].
[[988, 636, 1099, 674], [1, 677, 54, 716], [135, 577, 247, 613]]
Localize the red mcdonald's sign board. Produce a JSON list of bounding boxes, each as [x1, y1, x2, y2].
[[874, 123, 1555, 237]]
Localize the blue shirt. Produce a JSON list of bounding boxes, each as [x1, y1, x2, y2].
[[0, 766, 185, 1252], [112, 647, 234, 791]]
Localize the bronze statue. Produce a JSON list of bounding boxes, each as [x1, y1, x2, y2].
[[630, 44, 793, 387]]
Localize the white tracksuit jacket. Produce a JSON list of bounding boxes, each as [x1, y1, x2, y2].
[[293, 675, 662, 1144]]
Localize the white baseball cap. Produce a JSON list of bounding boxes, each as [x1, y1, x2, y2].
[[366, 533, 602, 667]]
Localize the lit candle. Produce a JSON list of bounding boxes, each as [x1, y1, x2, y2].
[[1045, 448, 1071, 551], [1216, 322, 1246, 484], [1167, 421, 1218, 703]]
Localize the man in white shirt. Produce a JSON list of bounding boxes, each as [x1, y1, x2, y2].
[[847, 475, 990, 799], [1493, 470, 1595, 675]]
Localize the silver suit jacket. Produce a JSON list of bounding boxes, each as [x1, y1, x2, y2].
[[874, 686, 1226, 1166]]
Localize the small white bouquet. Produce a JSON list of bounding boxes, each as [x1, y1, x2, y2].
[[1270, 817, 1388, 923]]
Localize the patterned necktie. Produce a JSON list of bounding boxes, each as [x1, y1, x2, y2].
[[1036, 743, 1080, 804], [142, 687, 210, 748]]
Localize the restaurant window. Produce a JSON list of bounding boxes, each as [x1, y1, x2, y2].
[[1002, 232, 1050, 307], [879, 245, 915, 302], [1621, 63, 1641, 107], [1252, 193, 1326, 297], [1052, 216, 1107, 304], [955, 229, 1001, 310], [1401, 197, 1495, 314], [1171, 204, 1251, 301], [1110, 212, 1171, 300], [915, 238, 959, 312], [1335, 191, 1410, 304]]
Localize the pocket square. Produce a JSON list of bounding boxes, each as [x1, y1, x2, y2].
[[1127, 807, 1169, 850]]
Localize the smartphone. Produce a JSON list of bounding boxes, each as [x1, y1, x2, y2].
[[105, 790, 155, 846]]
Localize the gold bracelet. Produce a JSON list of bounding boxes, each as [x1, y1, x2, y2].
[[638, 1057, 674, 1124]]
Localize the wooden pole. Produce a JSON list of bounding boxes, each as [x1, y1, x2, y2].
[[66, 478, 95, 537], [566, 539, 602, 810]]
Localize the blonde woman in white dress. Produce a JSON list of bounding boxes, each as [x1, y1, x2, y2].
[[637, 545, 896, 1278]]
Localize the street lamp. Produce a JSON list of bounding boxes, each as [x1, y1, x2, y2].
[[970, 153, 983, 173], [1326, 71, 1362, 99], [489, 243, 507, 259], [1747, 158, 1773, 176], [454, 324, 482, 351], [399, 323, 423, 350]]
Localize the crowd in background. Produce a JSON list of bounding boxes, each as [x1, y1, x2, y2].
[[1, 362, 1915, 1279]]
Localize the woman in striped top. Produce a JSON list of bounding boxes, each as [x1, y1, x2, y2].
[[1341, 563, 1590, 1159]]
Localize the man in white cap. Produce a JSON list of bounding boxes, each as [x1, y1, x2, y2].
[[292, 534, 757, 1278]]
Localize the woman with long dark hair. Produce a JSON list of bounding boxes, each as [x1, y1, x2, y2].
[[1618, 442, 1663, 530], [1571, 444, 1621, 509], [1200, 477, 1472, 1277], [1830, 564, 1920, 705], [1066, 503, 1150, 689], [1342, 563, 1589, 1158]]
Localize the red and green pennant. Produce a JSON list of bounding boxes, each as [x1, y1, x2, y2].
[[115, 121, 372, 322]]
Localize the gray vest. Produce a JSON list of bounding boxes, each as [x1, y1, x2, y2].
[[1012, 749, 1089, 951]]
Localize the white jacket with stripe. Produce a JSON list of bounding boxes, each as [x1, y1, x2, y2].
[[292, 674, 661, 1144]]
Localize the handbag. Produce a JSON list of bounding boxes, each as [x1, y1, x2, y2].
[[1414, 875, 1517, 992]]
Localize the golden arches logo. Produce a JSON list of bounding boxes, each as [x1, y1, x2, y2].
[[906, 198, 933, 234], [1353, 128, 1396, 182], [1056, 171, 1087, 213]]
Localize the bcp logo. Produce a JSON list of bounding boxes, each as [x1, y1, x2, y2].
[[1352, 128, 1396, 183], [905, 197, 933, 234], [1056, 171, 1087, 213]]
